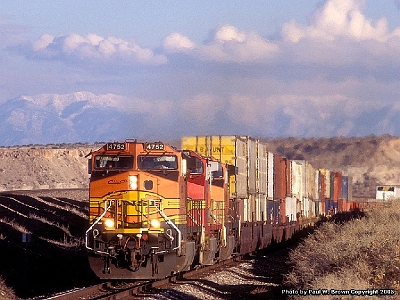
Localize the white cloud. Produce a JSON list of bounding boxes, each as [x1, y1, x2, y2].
[[282, 0, 393, 43], [163, 33, 195, 52], [162, 25, 278, 63], [32, 34, 54, 51], [199, 26, 279, 63], [22, 33, 167, 65], [214, 25, 246, 42], [275, 0, 400, 68]]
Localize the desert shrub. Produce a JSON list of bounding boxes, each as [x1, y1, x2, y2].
[[0, 276, 17, 300], [285, 202, 400, 299]]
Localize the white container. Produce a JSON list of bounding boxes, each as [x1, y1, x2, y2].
[[257, 141, 267, 195], [266, 151, 274, 200]]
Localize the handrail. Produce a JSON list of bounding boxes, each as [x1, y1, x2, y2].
[[153, 205, 182, 256], [85, 200, 113, 254]]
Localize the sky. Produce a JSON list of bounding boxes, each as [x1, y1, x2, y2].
[[3, 0, 400, 140]]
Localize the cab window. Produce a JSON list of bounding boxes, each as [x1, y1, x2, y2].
[[94, 155, 134, 170], [187, 157, 204, 174], [138, 155, 178, 170]]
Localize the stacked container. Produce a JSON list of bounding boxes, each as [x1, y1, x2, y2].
[[266, 151, 276, 223], [274, 155, 291, 224], [340, 175, 353, 211], [319, 169, 327, 216], [294, 160, 315, 218], [256, 141, 267, 222], [291, 160, 303, 220], [181, 136, 260, 223]]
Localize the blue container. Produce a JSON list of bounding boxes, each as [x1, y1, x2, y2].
[[342, 176, 349, 200], [267, 200, 280, 224], [325, 199, 335, 215]]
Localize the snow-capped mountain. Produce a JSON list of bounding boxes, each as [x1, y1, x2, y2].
[[0, 92, 136, 146], [2, 91, 400, 147]]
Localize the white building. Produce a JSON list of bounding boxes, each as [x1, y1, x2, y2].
[[376, 185, 400, 200]]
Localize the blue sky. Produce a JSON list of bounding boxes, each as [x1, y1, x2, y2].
[[3, 0, 400, 140]]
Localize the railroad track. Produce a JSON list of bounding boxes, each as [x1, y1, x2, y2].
[[47, 256, 244, 300]]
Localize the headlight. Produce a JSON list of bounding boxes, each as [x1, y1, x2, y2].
[[104, 218, 115, 229], [150, 219, 160, 228], [129, 175, 138, 190]]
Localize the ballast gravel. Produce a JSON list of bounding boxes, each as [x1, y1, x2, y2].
[[142, 253, 289, 300]]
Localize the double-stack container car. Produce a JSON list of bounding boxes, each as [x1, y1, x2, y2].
[[85, 136, 355, 280]]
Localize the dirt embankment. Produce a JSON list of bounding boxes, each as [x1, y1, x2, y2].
[[0, 144, 99, 191]]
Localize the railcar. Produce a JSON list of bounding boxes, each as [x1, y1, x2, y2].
[[85, 136, 356, 280]]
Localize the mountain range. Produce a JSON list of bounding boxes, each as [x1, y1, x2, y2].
[[4, 91, 400, 147], [0, 92, 136, 146]]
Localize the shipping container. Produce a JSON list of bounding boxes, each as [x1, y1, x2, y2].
[[294, 160, 318, 217], [341, 176, 353, 202], [338, 199, 348, 212], [318, 200, 323, 216], [309, 199, 316, 217], [313, 169, 320, 202], [291, 161, 303, 201], [330, 171, 343, 201], [274, 155, 290, 224], [347, 176, 353, 202], [254, 141, 267, 222], [318, 170, 326, 201], [285, 196, 297, 222], [321, 200, 326, 216], [243, 197, 250, 222], [291, 161, 303, 219], [342, 176, 349, 200], [257, 141, 267, 195], [325, 199, 338, 215], [257, 194, 266, 222], [267, 199, 280, 224], [182, 135, 253, 199], [274, 154, 287, 201], [248, 139, 257, 195], [320, 169, 331, 199], [266, 151, 274, 200], [335, 172, 343, 201]]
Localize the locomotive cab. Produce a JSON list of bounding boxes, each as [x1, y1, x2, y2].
[[85, 141, 194, 279]]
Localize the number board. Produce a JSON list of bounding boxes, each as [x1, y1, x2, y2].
[[145, 142, 165, 151], [107, 143, 126, 150]]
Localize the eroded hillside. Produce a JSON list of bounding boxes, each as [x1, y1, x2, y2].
[[263, 135, 400, 198], [0, 144, 100, 191]]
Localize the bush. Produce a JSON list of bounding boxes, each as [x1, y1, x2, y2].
[[285, 202, 400, 299], [0, 276, 17, 300]]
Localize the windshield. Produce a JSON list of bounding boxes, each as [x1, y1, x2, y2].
[[94, 155, 134, 170], [138, 155, 178, 170]]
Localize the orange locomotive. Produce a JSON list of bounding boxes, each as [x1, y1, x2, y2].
[[85, 140, 235, 279]]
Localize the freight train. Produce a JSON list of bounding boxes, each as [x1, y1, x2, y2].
[[85, 136, 355, 280]]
